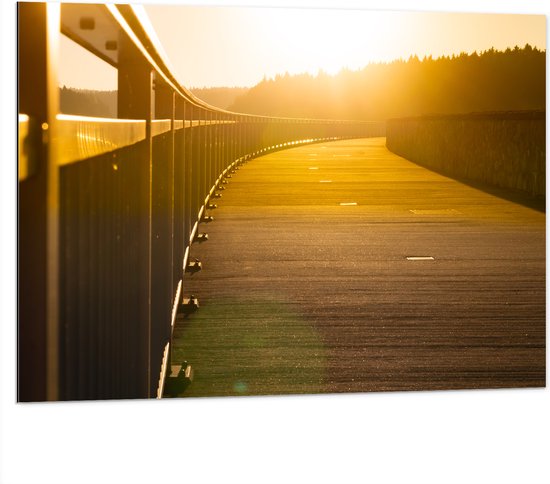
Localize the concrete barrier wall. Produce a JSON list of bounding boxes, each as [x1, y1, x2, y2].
[[386, 111, 545, 198]]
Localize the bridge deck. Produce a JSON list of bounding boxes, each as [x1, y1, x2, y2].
[[169, 137, 545, 397]]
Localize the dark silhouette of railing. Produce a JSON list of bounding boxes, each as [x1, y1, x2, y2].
[[18, 3, 385, 401]]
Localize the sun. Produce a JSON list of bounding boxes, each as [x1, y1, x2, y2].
[[252, 7, 410, 77]]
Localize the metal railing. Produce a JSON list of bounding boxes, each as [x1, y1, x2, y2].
[[18, 3, 385, 401]]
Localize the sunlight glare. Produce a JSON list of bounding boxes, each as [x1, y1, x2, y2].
[[144, 5, 546, 87], [254, 8, 410, 76]]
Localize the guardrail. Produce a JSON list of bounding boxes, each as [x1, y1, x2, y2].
[[18, 3, 385, 401]]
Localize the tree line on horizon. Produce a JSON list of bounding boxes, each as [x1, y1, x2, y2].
[[58, 86, 246, 116], [59, 85, 117, 118], [228, 45, 545, 121], [190, 86, 249, 110], [58, 45, 544, 121]]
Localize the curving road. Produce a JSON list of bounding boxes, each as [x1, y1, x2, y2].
[[169, 137, 545, 397]]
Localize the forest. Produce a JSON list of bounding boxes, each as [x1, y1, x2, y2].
[[58, 86, 246, 116], [59, 86, 117, 118], [190, 86, 249, 110], [229, 45, 545, 120], [58, 45, 544, 121]]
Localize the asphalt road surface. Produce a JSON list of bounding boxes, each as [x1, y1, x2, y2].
[[169, 137, 545, 398]]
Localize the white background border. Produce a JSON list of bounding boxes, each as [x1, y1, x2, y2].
[[1, 1, 548, 483]]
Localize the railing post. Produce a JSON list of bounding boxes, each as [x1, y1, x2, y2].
[[238, 115, 243, 160], [154, 77, 176, 286], [184, 103, 194, 246], [151, 78, 176, 393], [215, 112, 222, 176], [117, 32, 154, 397], [174, 96, 186, 278], [191, 107, 201, 228], [18, 2, 61, 402], [217, 112, 222, 173], [205, 110, 212, 201], [244, 115, 249, 158], [243, 116, 248, 156], [197, 109, 205, 215], [232, 115, 237, 163]]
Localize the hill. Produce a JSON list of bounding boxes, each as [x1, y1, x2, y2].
[[229, 45, 545, 120], [190, 86, 249, 110], [59, 86, 117, 117], [58, 86, 249, 117]]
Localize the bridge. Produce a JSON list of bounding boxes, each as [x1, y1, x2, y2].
[[18, 3, 545, 402]]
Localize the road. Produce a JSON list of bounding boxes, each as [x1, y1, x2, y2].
[[169, 137, 545, 397]]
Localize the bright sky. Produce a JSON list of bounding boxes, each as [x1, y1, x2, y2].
[[144, 5, 546, 88], [58, 3, 546, 90]]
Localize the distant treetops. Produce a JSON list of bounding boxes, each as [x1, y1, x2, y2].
[[58, 45, 544, 121], [228, 45, 545, 121], [59, 86, 117, 118]]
